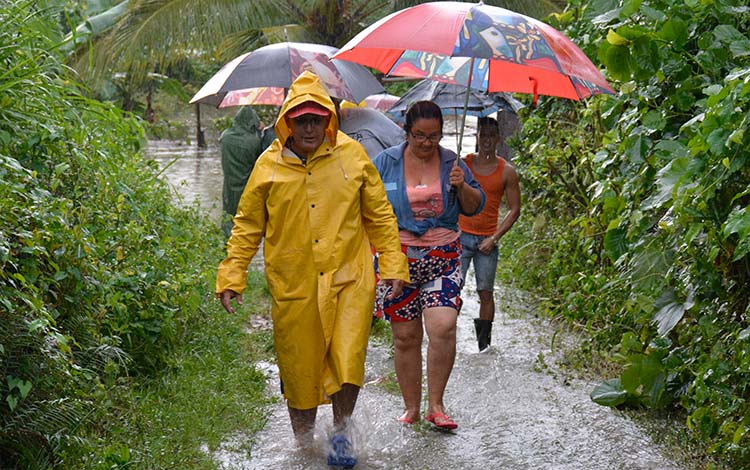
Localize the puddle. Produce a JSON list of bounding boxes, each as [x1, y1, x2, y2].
[[204, 273, 685, 470]]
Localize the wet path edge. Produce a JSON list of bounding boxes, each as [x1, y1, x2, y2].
[[206, 271, 684, 470]]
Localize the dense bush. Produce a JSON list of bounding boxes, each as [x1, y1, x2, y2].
[[501, 0, 749, 465], [0, 2, 226, 467]]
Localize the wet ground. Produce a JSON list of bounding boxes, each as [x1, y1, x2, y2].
[[146, 127, 688, 470], [201, 281, 685, 470]]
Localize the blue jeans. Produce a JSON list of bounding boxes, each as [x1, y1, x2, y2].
[[459, 232, 499, 292]]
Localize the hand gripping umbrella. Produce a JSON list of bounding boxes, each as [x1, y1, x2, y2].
[[190, 42, 384, 107], [333, 1, 615, 154]]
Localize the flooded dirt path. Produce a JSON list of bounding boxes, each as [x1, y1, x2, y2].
[[147, 136, 688, 470], [202, 280, 686, 470]]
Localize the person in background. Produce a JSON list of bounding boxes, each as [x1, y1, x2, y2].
[[459, 116, 521, 352], [373, 100, 484, 430], [219, 106, 263, 236], [216, 71, 409, 469]]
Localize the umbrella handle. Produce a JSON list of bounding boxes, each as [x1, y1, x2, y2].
[[455, 58, 475, 161]]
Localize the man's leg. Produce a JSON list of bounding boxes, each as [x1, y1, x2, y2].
[[473, 246, 499, 350], [478, 290, 495, 321], [329, 384, 361, 468], [288, 406, 317, 447], [458, 233, 476, 290], [331, 383, 360, 430]]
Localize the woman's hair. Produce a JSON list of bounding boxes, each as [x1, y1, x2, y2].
[[477, 116, 499, 135], [404, 100, 443, 134]]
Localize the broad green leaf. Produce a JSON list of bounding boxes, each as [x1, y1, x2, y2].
[[653, 139, 689, 159], [621, 354, 644, 393], [6, 395, 18, 412], [707, 128, 730, 155], [607, 29, 630, 46], [644, 368, 666, 407], [723, 206, 750, 257], [590, 378, 628, 406], [643, 110, 666, 131], [653, 288, 694, 336], [620, 0, 643, 17], [604, 226, 628, 262], [713, 24, 750, 56], [16, 380, 32, 399], [621, 331, 643, 355], [604, 45, 631, 81], [659, 19, 688, 46], [641, 157, 690, 210], [727, 129, 744, 145]]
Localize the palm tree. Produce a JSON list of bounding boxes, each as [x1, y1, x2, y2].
[[70, 0, 563, 144], [74, 0, 563, 85]]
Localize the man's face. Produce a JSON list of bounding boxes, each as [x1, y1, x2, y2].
[[477, 124, 500, 154], [289, 114, 328, 156]]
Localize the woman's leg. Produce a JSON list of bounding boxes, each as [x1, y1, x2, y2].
[[423, 306, 458, 416], [391, 319, 424, 421]]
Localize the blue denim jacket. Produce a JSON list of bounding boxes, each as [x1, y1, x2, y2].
[[373, 142, 485, 236]]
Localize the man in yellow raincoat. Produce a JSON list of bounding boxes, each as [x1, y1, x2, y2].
[[216, 71, 409, 467]]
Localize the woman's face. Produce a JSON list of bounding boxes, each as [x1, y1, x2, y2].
[[406, 118, 442, 160]]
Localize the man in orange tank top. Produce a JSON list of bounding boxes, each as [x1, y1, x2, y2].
[[458, 117, 521, 352]]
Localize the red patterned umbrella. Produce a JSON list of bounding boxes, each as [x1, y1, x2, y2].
[[334, 1, 614, 105]]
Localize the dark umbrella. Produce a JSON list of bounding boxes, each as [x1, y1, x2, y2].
[[190, 42, 384, 107], [386, 79, 524, 124]]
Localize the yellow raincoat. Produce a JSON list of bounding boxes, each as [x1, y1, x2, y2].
[[216, 71, 409, 409]]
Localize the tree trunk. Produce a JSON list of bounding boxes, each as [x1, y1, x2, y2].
[[196, 103, 206, 148]]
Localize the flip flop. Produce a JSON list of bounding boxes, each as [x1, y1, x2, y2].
[[397, 412, 418, 425], [425, 412, 458, 430]]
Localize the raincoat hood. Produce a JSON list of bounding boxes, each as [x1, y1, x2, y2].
[[275, 70, 339, 147], [231, 106, 261, 133]]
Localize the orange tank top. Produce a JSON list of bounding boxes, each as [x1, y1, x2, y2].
[[459, 153, 506, 236]]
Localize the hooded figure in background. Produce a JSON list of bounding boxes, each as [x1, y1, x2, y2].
[[219, 106, 262, 236], [216, 71, 409, 467]]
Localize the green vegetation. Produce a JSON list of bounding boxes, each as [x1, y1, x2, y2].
[[496, 0, 750, 466], [0, 2, 270, 467], [5, 0, 750, 467]]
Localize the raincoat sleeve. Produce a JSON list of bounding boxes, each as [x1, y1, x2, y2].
[[215, 163, 269, 295], [360, 157, 410, 282]]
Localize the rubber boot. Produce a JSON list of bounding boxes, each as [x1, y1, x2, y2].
[[473, 319, 492, 352]]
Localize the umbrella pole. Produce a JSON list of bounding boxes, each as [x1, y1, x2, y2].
[[456, 57, 475, 160]]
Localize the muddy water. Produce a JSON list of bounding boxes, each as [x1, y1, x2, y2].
[[201, 275, 684, 470], [146, 120, 685, 470], [145, 140, 224, 222]]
